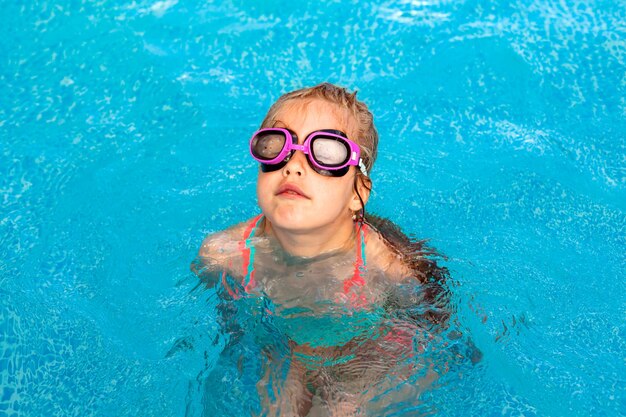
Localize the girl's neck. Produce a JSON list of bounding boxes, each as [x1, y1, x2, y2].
[[263, 218, 356, 258]]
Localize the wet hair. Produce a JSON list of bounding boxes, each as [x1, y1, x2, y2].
[[366, 214, 483, 362], [260, 82, 378, 218]]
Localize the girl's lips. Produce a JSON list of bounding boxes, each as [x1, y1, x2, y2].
[[276, 183, 310, 199]]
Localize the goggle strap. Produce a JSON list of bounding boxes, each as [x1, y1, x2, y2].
[[358, 159, 368, 177]]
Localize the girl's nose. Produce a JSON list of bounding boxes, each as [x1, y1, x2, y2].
[[282, 150, 307, 177]]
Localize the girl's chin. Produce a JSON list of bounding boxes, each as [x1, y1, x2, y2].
[[267, 210, 349, 234], [269, 215, 309, 232], [266, 208, 318, 232]]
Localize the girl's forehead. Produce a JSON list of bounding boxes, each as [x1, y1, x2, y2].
[[273, 99, 358, 138]]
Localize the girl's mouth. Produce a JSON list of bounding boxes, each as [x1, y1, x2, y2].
[[276, 183, 309, 199]]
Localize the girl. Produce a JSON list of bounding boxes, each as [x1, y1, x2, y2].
[[193, 83, 451, 416]]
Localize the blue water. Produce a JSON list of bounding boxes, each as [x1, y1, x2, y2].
[[1, 0, 624, 416]]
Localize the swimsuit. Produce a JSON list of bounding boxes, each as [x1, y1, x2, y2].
[[218, 215, 418, 354], [238, 214, 369, 304]]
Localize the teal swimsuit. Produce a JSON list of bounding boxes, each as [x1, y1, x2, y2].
[[219, 215, 377, 349]]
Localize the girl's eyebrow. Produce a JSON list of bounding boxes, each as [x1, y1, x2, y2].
[[272, 119, 287, 128]]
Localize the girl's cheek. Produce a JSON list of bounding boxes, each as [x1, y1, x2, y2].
[[257, 172, 270, 187]]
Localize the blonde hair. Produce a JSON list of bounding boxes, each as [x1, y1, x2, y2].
[[260, 82, 379, 176]]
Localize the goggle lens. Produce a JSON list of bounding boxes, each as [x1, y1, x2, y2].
[[310, 137, 350, 167], [251, 131, 286, 160]]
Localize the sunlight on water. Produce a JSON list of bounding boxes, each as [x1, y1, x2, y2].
[[1, 0, 624, 415]]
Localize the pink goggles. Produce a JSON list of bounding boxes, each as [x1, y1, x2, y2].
[[249, 128, 368, 177]]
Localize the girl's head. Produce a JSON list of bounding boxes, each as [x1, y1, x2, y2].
[[260, 83, 379, 177], [252, 83, 379, 237]]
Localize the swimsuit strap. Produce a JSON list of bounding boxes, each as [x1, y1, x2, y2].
[[342, 222, 368, 296], [359, 222, 368, 267], [240, 214, 264, 292]]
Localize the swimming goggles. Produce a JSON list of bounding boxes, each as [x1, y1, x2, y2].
[[249, 128, 368, 177]]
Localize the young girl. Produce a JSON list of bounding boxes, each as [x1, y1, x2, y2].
[[193, 83, 451, 416]]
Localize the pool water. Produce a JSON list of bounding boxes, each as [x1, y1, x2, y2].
[[1, 0, 624, 416]]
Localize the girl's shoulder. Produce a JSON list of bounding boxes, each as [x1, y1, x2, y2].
[[364, 225, 413, 281], [195, 217, 260, 277], [364, 214, 447, 285]]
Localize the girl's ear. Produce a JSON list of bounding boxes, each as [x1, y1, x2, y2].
[[349, 175, 372, 212]]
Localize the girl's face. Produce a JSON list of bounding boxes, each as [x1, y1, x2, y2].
[[256, 98, 365, 234]]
